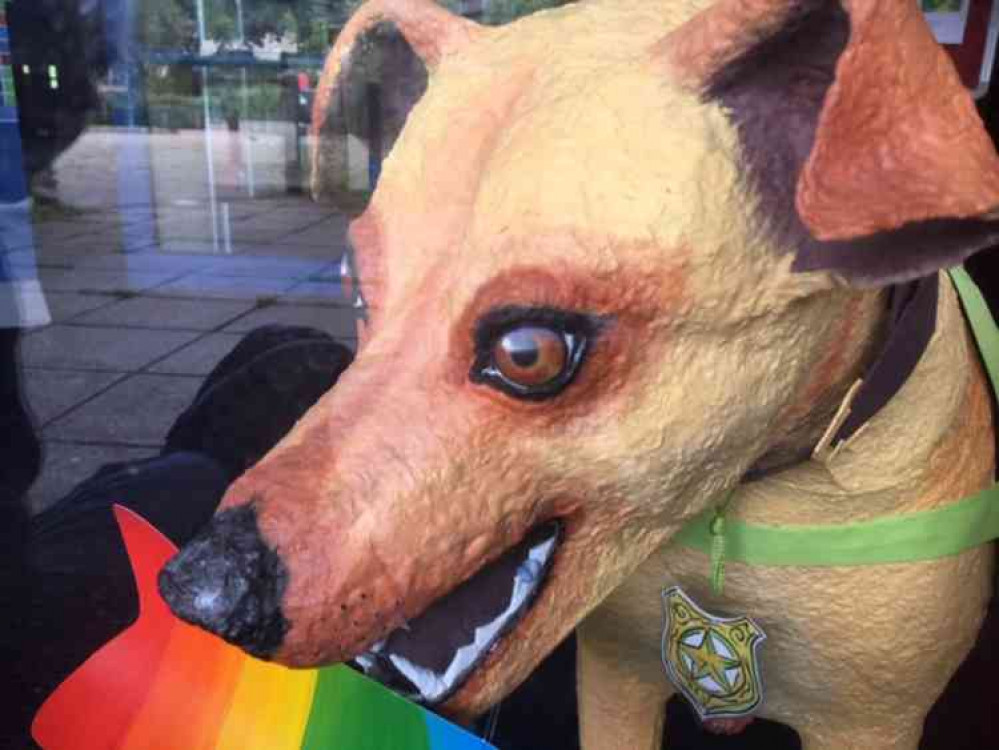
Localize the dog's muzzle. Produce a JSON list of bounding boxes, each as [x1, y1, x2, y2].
[[158, 504, 289, 658]]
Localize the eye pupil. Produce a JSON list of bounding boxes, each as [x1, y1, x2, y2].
[[512, 349, 538, 367], [506, 332, 541, 368], [510, 349, 539, 367]]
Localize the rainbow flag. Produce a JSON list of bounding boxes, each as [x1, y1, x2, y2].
[[32, 505, 495, 750]]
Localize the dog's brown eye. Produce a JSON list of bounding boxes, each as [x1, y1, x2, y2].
[[493, 327, 567, 387], [471, 307, 602, 402]]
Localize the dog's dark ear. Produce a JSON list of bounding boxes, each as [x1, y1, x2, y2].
[[661, 0, 999, 286], [310, 0, 481, 211]]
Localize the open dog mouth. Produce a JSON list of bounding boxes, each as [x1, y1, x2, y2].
[[352, 520, 562, 705]]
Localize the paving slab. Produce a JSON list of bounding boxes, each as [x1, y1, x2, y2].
[[147, 332, 246, 375], [37, 268, 183, 294], [155, 240, 230, 256], [155, 201, 265, 221], [6, 247, 85, 269], [76, 296, 256, 331], [21, 325, 200, 371], [22, 368, 125, 425], [43, 373, 203, 445], [235, 210, 329, 237], [234, 240, 339, 259], [72, 251, 223, 273], [149, 207, 234, 227], [148, 274, 296, 300], [35, 229, 147, 256], [31, 220, 110, 243], [266, 214, 341, 230], [224, 303, 359, 340], [154, 218, 221, 244], [204, 241, 284, 256], [27, 442, 160, 515], [225, 222, 318, 245], [43, 292, 117, 323], [283, 217, 350, 249], [280, 280, 350, 305], [48, 210, 148, 227], [198, 256, 327, 279], [151, 206, 294, 243]]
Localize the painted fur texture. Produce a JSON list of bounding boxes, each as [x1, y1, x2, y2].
[[161, 1, 999, 748]]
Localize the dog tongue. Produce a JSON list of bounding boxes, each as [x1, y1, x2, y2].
[[356, 521, 560, 704]]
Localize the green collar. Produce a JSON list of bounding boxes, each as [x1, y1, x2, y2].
[[672, 267, 999, 584]]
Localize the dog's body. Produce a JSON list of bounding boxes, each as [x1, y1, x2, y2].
[[161, 2, 999, 748], [582, 274, 995, 749]]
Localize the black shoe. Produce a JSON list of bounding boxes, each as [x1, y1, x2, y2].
[[163, 325, 354, 482]]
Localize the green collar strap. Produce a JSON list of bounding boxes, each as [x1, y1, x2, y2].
[[673, 267, 999, 583]]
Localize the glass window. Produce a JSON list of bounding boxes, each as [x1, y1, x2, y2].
[[17, 4, 996, 750]]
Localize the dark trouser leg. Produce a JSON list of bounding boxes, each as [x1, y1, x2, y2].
[[0, 327, 40, 550]]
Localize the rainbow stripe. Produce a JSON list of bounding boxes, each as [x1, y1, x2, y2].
[[32, 505, 494, 750]]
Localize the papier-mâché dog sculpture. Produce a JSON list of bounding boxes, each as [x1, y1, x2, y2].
[[160, 1, 999, 747]]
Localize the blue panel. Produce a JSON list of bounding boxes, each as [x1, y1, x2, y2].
[[424, 710, 497, 750]]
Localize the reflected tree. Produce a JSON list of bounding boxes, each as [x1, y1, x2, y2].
[[136, 0, 576, 55], [136, 0, 358, 54]]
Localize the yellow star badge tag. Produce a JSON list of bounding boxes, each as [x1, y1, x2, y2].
[[661, 586, 767, 720]]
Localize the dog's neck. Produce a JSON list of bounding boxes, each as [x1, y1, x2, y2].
[[735, 274, 995, 525], [744, 284, 892, 481]]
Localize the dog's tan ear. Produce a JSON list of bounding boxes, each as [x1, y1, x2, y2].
[[661, 0, 999, 286], [310, 0, 481, 208]]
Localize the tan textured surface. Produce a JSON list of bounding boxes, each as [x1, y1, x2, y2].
[[203, 2, 998, 748]]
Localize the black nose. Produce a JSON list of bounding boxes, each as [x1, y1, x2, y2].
[[158, 503, 289, 658]]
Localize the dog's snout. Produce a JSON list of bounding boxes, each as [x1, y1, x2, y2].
[[158, 504, 289, 658]]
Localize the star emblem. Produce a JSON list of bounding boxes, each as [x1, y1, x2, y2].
[[661, 587, 766, 720], [678, 627, 744, 695]]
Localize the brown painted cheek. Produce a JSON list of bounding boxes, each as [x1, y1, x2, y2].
[[775, 294, 870, 429], [356, 318, 370, 347]]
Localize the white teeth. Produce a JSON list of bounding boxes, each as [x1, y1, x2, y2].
[[516, 558, 543, 584], [339, 253, 352, 279], [354, 638, 387, 671], [379, 533, 558, 704]]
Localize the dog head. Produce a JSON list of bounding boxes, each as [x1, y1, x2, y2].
[[161, 0, 999, 718]]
